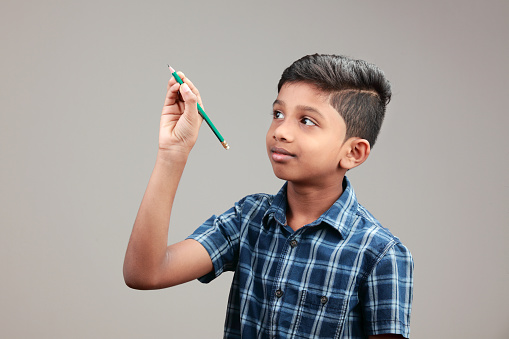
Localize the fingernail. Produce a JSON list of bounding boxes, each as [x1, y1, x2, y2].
[[181, 83, 190, 92]]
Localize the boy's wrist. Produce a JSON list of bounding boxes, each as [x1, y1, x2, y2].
[[156, 147, 190, 165]]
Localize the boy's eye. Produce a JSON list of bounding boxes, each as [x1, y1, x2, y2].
[[273, 110, 284, 119], [302, 118, 316, 126]]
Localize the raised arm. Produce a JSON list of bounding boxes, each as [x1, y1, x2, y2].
[[123, 72, 213, 289]]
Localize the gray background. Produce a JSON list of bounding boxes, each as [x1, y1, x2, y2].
[[1, 0, 508, 338]]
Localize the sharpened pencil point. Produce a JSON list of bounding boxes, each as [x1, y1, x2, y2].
[[168, 65, 176, 73]]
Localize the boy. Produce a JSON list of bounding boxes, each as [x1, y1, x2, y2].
[[124, 54, 414, 338]]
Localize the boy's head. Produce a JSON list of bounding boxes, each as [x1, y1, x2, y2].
[[277, 54, 391, 148]]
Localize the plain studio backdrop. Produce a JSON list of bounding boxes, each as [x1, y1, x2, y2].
[[1, 1, 508, 338]]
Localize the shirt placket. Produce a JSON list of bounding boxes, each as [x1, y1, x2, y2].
[[269, 229, 301, 338]]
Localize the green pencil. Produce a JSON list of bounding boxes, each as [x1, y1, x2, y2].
[[168, 65, 230, 150]]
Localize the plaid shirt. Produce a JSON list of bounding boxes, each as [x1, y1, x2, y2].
[[188, 177, 413, 338]]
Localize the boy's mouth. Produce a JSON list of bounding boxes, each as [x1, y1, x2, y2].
[[270, 147, 295, 161]]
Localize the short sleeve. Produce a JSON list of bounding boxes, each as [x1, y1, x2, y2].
[[186, 201, 243, 283], [360, 241, 414, 338]]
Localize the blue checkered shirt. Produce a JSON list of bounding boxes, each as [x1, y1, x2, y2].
[[188, 177, 413, 338]]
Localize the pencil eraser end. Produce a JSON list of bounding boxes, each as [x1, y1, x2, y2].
[[221, 141, 230, 150]]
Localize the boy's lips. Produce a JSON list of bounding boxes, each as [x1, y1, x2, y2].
[[270, 147, 296, 162]]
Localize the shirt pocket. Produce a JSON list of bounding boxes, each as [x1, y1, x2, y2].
[[301, 290, 346, 338], [285, 287, 346, 338]]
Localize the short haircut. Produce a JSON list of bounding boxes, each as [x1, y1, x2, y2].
[[277, 54, 391, 147]]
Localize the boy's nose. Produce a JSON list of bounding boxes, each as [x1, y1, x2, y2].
[[273, 121, 294, 142]]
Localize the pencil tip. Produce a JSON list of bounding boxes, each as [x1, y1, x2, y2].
[[168, 65, 175, 73]]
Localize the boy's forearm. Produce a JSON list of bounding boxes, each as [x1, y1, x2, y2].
[[123, 149, 189, 288]]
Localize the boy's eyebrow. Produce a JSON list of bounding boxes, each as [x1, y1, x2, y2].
[[273, 100, 325, 119], [273, 99, 284, 107]]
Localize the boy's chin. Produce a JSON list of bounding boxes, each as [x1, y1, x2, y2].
[[270, 167, 291, 182], [271, 169, 302, 184]]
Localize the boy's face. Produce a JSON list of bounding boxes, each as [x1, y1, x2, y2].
[[266, 82, 349, 186]]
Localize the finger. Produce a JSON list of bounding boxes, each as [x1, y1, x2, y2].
[[179, 83, 202, 123], [165, 71, 189, 106], [180, 77, 204, 108], [163, 71, 204, 109], [179, 83, 197, 106], [173, 71, 204, 108], [163, 81, 182, 107]]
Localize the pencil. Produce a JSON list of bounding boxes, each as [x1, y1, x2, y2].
[[168, 65, 230, 150]]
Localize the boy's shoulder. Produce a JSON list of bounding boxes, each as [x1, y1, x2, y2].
[[356, 203, 396, 241], [352, 202, 412, 263], [236, 191, 276, 206], [227, 190, 280, 229], [231, 185, 287, 220]]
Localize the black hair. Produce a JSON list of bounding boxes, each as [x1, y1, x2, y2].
[[277, 54, 391, 147]]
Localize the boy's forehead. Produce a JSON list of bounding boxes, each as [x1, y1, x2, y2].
[[274, 82, 333, 109]]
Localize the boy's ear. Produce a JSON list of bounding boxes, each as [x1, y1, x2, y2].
[[339, 138, 371, 170]]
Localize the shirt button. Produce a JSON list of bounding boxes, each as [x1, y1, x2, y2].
[[289, 240, 298, 248], [320, 296, 328, 305], [275, 289, 283, 298]]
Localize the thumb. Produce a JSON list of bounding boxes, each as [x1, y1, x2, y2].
[[178, 82, 203, 134], [182, 82, 203, 120], [180, 83, 202, 121], [180, 83, 197, 107]]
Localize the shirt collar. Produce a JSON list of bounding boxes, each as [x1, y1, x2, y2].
[[263, 176, 359, 239]]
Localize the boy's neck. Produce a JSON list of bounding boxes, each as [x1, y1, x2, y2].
[[285, 175, 345, 231]]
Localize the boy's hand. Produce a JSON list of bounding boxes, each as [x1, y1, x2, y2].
[[159, 72, 203, 154]]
